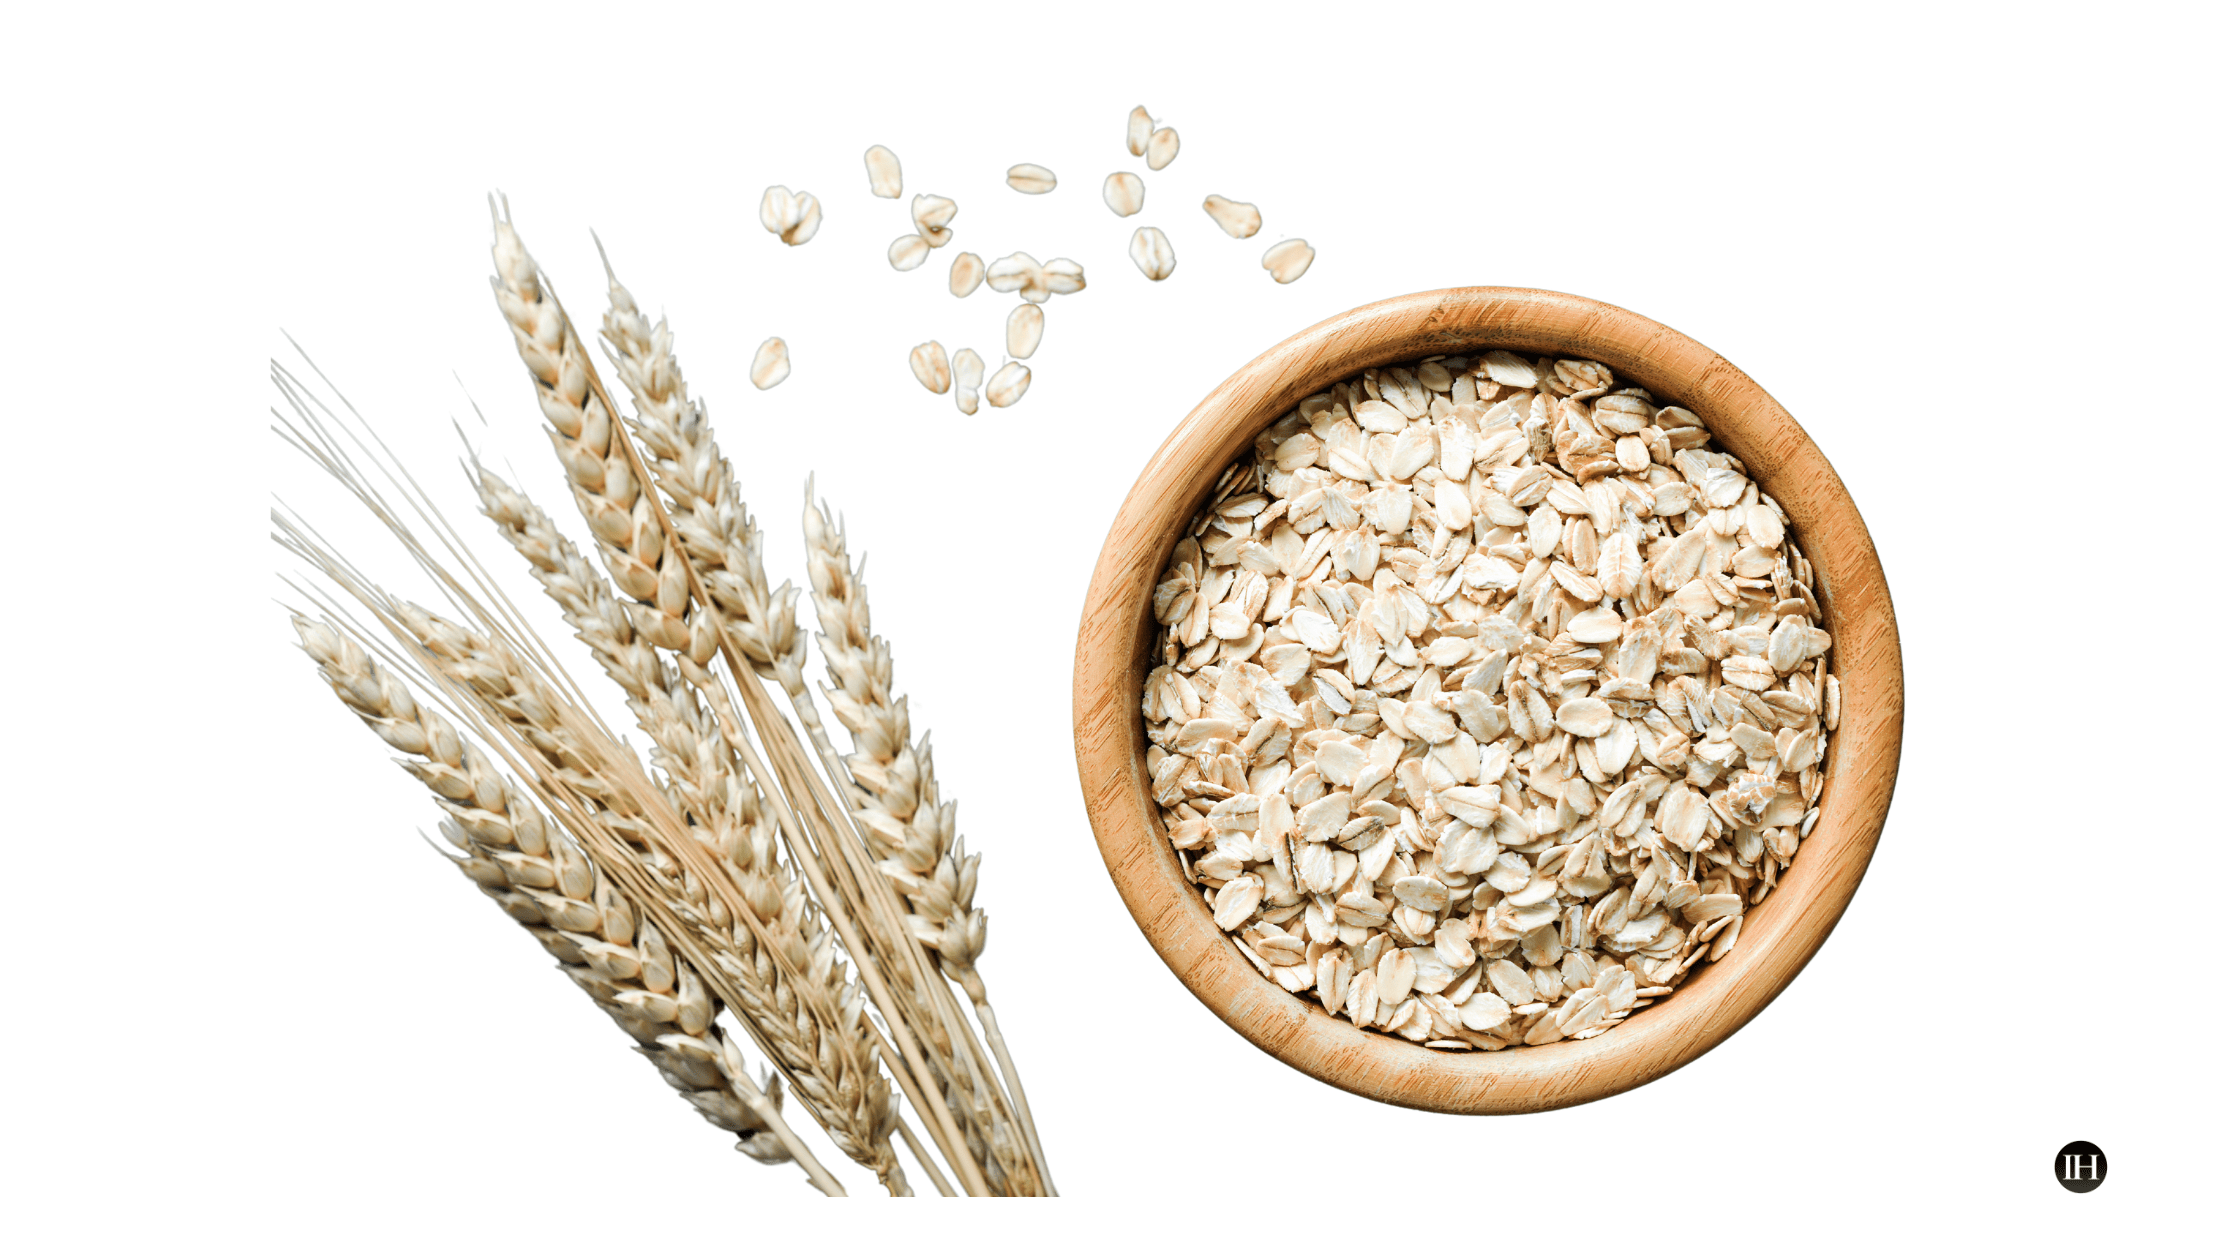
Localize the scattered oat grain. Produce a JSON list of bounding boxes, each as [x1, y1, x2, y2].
[[1129, 227, 1176, 281], [908, 341, 950, 394], [864, 145, 903, 198], [986, 361, 1030, 408], [1006, 163, 1057, 194], [1126, 105, 1153, 156], [1103, 171, 1146, 217], [1146, 127, 1179, 170], [749, 337, 790, 390], [1006, 304, 1044, 359], [949, 252, 985, 298], [1261, 238, 1314, 284], [952, 348, 984, 416], [758, 186, 822, 246], [1203, 194, 1262, 239]]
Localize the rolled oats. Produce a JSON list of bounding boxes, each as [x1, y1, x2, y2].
[[1006, 163, 1058, 194], [1140, 349, 1842, 1051], [1202, 194, 1262, 239], [952, 348, 984, 416], [911, 193, 958, 247], [1261, 238, 1314, 284], [757, 185, 822, 245], [1146, 126, 1180, 170], [1005, 303, 1044, 359], [949, 251, 986, 298], [1126, 105, 1153, 157], [1128, 226, 1177, 281], [986, 253, 1084, 304], [908, 341, 951, 393], [749, 337, 789, 390], [888, 234, 932, 271], [1103, 171, 1146, 217], [986, 361, 1030, 408], [863, 144, 903, 198]]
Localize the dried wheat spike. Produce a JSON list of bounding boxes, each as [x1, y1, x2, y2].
[[496, 233, 1015, 1194], [802, 494, 1053, 1192], [594, 265, 808, 691], [290, 616, 814, 1175], [596, 272, 1019, 1194], [449, 489, 905, 1187], [473, 469, 748, 846], [800, 499, 986, 983], [490, 214, 692, 656]]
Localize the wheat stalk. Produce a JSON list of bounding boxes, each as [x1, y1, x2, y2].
[[590, 257, 1042, 1194], [279, 204, 1055, 1196], [393, 597, 911, 1193], [575, 238, 1025, 1191], [590, 248, 802, 683], [801, 494, 1054, 1190], [288, 614, 843, 1193], [273, 384, 913, 1195], [466, 470, 962, 1193], [484, 217, 1006, 1192], [489, 208, 692, 656]]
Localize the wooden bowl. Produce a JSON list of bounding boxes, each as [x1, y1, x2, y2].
[[1072, 287, 1903, 1113]]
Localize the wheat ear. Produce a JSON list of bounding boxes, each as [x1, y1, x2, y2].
[[592, 261, 1036, 1194], [393, 599, 909, 1193], [539, 235, 1006, 1193], [275, 374, 907, 1196], [801, 494, 1054, 1191], [590, 245, 803, 684], [470, 475, 947, 1194], [482, 232, 965, 1192], [290, 615, 839, 1191], [490, 209, 692, 656]]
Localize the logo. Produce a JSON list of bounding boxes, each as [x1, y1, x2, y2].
[[2055, 1140, 2106, 1194]]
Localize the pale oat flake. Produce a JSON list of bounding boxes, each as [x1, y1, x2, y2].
[[1005, 303, 1044, 359], [888, 234, 932, 271], [1006, 163, 1058, 194], [1103, 171, 1146, 217], [749, 337, 790, 390], [1202, 194, 1262, 239], [864, 145, 903, 198], [952, 348, 985, 416], [941, 254, 981, 300], [1129, 226, 1176, 281], [1146, 126, 1180, 170], [908, 341, 950, 394], [1262, 238, 1314, 284], [987, 253, 1084, 304], [986, 361, 1030, 408], [1126, 105, 1154, 157], [1139, 348, 1842, 1052], [758, 185, 822, 246], [911, 194, 957, 247]]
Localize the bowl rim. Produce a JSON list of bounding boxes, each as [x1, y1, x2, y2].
[[1071, 286, 1903, 1114]]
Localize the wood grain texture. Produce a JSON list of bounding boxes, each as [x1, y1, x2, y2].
[[1073, 288, 1903, 1113]]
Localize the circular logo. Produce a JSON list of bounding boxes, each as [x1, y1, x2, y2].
[[2055, 1140, 2106, 1193]]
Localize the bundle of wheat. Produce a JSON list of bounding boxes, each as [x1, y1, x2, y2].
[[272, 205, 1050, 1196]]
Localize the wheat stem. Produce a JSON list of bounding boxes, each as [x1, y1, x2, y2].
[[800, 492, 1055, 1190], [279, 392, 903, 1194], [482, 216, 934, 1190], [585, 249, 1027, 1193], [404, 601, 905, 1189], [894, 1122, 957, 1197], [290, 615, 845, 1195]]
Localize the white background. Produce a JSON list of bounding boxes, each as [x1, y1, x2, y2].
[[3, 0, 2231, 1252]]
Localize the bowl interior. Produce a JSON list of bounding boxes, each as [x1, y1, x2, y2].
[[1073, 287, 1902, 1113]]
